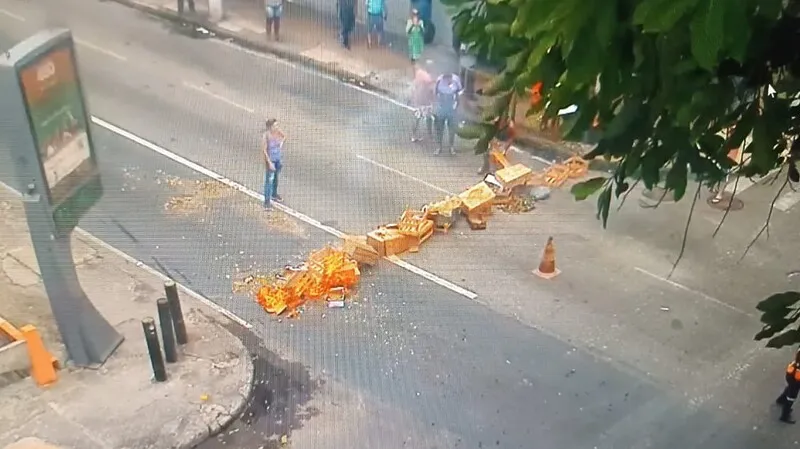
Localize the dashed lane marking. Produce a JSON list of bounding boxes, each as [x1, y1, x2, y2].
[[0, 8, 25, 22], [183, 81, 255, 114], [355, 154, 454, 195], [74, 37, 128, 62], [633, 266, 753, 318]]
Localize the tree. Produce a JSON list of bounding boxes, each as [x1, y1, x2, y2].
[[445, 0, 800, 347]]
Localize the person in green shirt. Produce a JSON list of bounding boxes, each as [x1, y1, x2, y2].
[[406, 9, 424, 62]]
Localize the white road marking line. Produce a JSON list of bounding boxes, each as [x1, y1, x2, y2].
[[386, 256, 478, 300], [0, 8, 24, 22], [74, 37, 128, 62], [183, 81, 256, 114], [633, 266, 753, 317], [90, 116, 479, 300], [0, 179, 253, 330], [508, 146, 554, 167], [356, 154, 453, 195], [775, 189, 800, 212]]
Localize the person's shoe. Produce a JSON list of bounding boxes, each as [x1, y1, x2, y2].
[[449, 147, 457, 155], [780, 415, 796, 424], [434, 148, 442, 155], [411, 136, 420, 143], [272, 195, 283, 203], [264, 204, 273, 211]]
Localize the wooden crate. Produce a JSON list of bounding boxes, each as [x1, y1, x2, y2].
[[367, 229, 409, 257], [495, 164, 533, 190], [342, 235, 380, 266], [406, 220, 434, 252], [459, 182, 496, 212]]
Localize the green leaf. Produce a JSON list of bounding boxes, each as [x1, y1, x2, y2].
[[665, 158, 688, 201], [756, 291, 800, 313], [571, 176, 607, 201], [726, 103, 758, 150], [604, 100, 641, 139], [756, 0, 783, 19], [690, 0, 726, 70], [596, 185, 613, 227], [594, 1, 617, 45], [723, 1, 750, 62], [634, 0, 700, 33], [486, 23, 511, 35], [456, 124, 488, 140]]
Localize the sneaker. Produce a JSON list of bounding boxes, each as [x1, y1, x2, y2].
[[449, 147, 457, 155], [272, 195, 283, 203], [411, 137, 421, 143], [434, 148, 441, 155], [264, 204, 273, 211]]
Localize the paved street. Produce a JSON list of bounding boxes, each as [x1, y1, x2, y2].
[[2, 0, 800, 447]]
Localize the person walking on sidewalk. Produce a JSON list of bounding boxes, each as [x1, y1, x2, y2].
[[177, 0, 195, 15], [406, 9, 425, 62], [777, 348, 800, 423], [262, 118, 286, 210], [366, 0, 387, 48], [265, 0, 284, 41], [433, 72, 462, 155], [410, 66, 434, 143], [338, 0, 357, 50]]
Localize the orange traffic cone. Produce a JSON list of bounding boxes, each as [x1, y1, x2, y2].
[[533, 236, 560, 279]]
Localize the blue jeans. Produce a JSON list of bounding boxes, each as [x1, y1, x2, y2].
[[264, 160, 282, 207]]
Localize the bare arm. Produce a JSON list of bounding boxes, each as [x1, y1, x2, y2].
[[261, 134, 275, 170]]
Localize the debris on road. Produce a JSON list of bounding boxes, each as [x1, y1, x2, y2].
[[341, 235, 380, 265], [249, 151, 591, 321], [161, 176, 233, 215], [255, 246, 360, 318]]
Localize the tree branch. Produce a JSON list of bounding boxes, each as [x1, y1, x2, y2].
[[739, 175, 791, 261], [713, 172, 741, 238], [667, 182, 702, 279], [616, 178, 641, 212]]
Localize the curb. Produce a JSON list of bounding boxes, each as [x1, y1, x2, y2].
[[107, 0, 396, 98], [182, 344, 255, 449], [108, 0, 618, 174], [71, 232, 256, 449]]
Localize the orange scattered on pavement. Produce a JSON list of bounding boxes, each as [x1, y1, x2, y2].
[[254, 154, 590, 320], [255, 246, 360, 318]]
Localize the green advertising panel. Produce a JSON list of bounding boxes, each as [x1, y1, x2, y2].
[[17, 40, 102, 233]]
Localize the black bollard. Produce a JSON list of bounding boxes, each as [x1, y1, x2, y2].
[[142, 318, 167, 382], [164, 280, 188, 345], [157, 298, 177, 364]]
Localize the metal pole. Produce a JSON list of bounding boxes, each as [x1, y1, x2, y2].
[[141, 318, 167, 382], [164, 280, 188, 345], [156, 298, 177, 364]]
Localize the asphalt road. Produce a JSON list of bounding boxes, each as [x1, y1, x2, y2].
[[0, 1, 795, 448]]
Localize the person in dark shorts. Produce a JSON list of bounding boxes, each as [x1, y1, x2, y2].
[[365, 0, 387, 47]]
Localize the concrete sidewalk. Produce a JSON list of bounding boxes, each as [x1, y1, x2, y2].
[[108, 0, 598, 166], [0, 186, 253, 449]]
